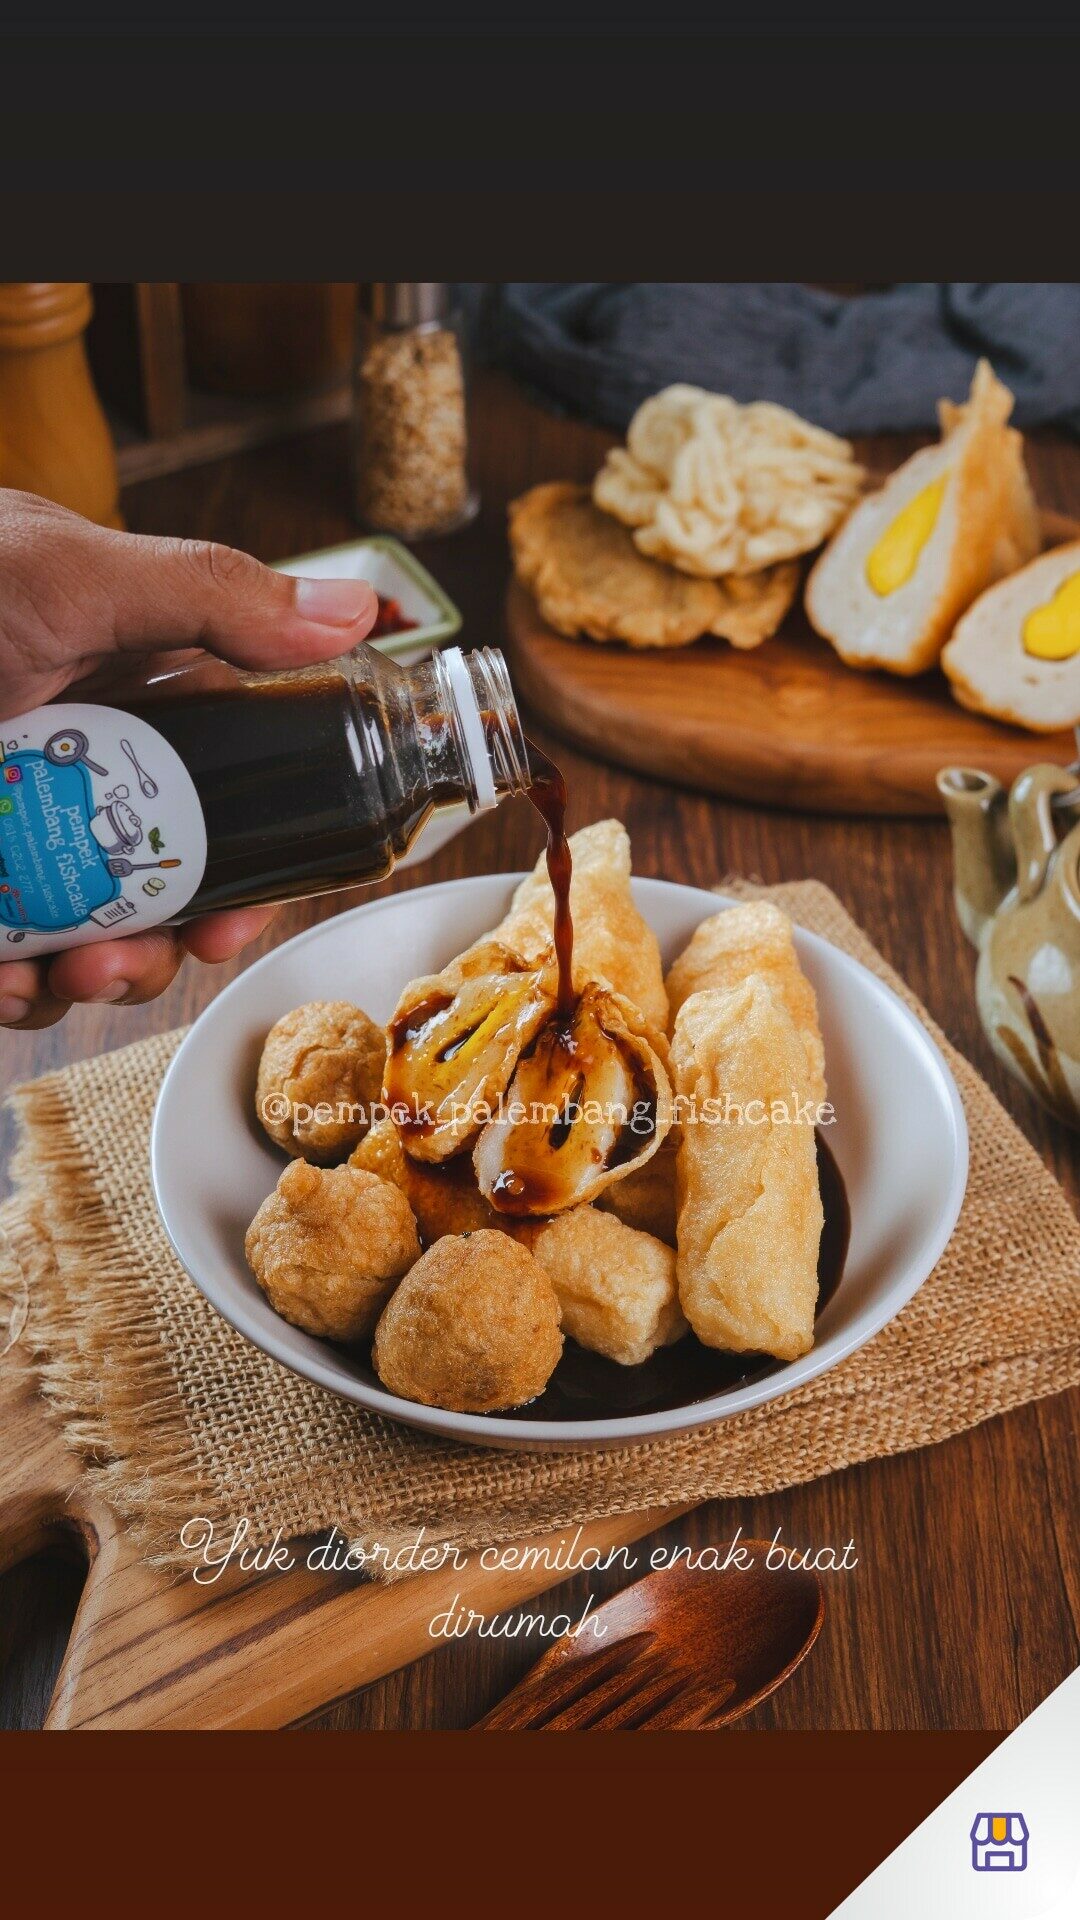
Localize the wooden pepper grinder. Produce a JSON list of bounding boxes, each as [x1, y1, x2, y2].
[[0, 283, 122, 527]]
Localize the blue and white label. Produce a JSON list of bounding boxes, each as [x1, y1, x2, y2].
[[0, 703, 207, 956]]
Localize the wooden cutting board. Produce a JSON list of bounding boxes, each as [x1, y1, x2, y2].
[[504, 509, 1079, 817], [0, 1349, 684, 1729]]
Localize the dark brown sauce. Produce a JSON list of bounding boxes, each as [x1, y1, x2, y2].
[[523, 741, 575, 1020], [504, 1131, 850, 1422]]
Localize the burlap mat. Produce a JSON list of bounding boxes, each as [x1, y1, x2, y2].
[[3, 880, 1078, 1574]]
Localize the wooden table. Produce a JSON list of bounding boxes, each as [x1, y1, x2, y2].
[[1, 373, 1077, 1732]]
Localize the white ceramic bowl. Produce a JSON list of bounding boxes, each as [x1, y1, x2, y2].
[[151, 876, 968, 1450]]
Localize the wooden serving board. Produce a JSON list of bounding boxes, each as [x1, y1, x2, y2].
[[0, 1349, 683, 1729], [504, 509, 1079, 817]]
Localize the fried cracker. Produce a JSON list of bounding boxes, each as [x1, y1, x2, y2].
[[509, 482, 799, 650]]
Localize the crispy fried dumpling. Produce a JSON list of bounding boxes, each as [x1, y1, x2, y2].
[[665, 903, 826, 1106], [532, 1207, 686, 1365], [474, 980, 672, 1217], [487, 819, 668, 1031], [671, 977, 823, 1361], [384, 940, 554, 1163]]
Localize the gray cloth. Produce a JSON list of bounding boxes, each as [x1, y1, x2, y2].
[[481, 283, 1080, 436]]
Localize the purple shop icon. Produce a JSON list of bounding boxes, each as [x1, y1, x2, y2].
[[970, 1812, 1028, 1872]]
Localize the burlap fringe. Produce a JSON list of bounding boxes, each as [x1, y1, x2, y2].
[[6, 1080, 213, 1561]]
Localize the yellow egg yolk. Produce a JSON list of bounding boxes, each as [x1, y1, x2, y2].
[[1022, 570, 1080, 661], [865, 476, 946, 597]]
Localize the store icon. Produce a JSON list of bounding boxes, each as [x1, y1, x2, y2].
[[970, 1812, 1028, 1871]]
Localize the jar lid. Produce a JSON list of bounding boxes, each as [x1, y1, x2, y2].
[[361, 282, 448, 329]]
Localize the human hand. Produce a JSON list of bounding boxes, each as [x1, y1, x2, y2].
[[0, 490, 378, 1029]]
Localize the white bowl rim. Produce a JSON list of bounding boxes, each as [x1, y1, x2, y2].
[[151, 874, 969, 1449]]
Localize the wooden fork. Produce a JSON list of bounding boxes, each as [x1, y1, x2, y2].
[[474, 1549, 824, 1731]]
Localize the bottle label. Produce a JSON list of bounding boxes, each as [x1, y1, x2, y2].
[[0, 704, 207, 957]]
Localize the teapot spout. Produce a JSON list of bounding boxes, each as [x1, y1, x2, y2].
[[936, 766, 1016, 947]]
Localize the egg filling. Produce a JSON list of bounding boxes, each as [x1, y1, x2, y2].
[[474, 981, 668, 1217], [1022, 571, 1080, 661], [386, 957, 554, 1163], [865, 475, 946, 597]]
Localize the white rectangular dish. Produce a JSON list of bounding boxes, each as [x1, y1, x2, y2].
[[273, 534, 461, 664]]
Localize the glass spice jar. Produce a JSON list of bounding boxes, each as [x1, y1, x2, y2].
[[352, 283, 479, 539]]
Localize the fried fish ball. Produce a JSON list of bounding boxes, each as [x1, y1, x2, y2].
[[597, 1133, 678, 1245], [350, 1115, 506, 1242], [373, 1230, 563, 1413], [487, 820, 669, 1032], [474, 979, 673, 1218], [256, 1000, 387, 1163], [532, 1208, 686, 1366], [245, 1160, 419, 1343], [665, 904, 826, 1106], [671, 978, 823, 1362]]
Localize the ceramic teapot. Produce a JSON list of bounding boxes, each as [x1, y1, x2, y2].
[[938, 759, 1080, 1127]]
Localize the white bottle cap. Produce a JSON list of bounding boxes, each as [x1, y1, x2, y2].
[[441, 646, 497, 810]]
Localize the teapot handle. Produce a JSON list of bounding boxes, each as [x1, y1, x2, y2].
[[1010, 765, 1080, 903]]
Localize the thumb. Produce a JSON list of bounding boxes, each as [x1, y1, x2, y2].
[[104, 529, 379, 670]]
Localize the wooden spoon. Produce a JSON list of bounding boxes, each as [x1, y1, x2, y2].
[[474, 1545, 824, 1731]]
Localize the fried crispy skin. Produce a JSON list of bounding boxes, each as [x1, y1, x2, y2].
[[256, 1000, 386, 1163], [665, 903, 826, 1107], [350, 1115, 540, 1248], [373, 1230, 563, 1413], [350, 1115, 502, 1241], [245, 1160, 419, 1342], [671, 978, 823, 1362], [533, 1207, 686, 1366], [510, 482, 799, 650], [488, 819, 669, 1032], [597, 1132, 678, 1245]]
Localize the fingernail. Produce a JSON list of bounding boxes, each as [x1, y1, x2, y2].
[[91, 980, 131, 1004], [0, 995, 30, 1024], [294, 578, 378, 628]]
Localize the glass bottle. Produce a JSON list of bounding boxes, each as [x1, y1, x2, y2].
[[0, 645, 529, 959], [352, 282, 479, 538]]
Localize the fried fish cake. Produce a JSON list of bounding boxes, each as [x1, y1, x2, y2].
[[671, 978, 823, 1362], [509, 483, 799, 650], [245, 1160, 420, 1342], [665, 903, 826, 1106], [488, 819, 669, 1032], [532, 1207, 686, 1366], [474, 979, 672, 1218], [384, 941, 554, 1164], [597, 1132, 678, 1245], [350, 1115, 538, 1247], [256, 1000, 386, 1163], [350, 1115, 500, 1241], [373, 1230, 563, 1413]]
